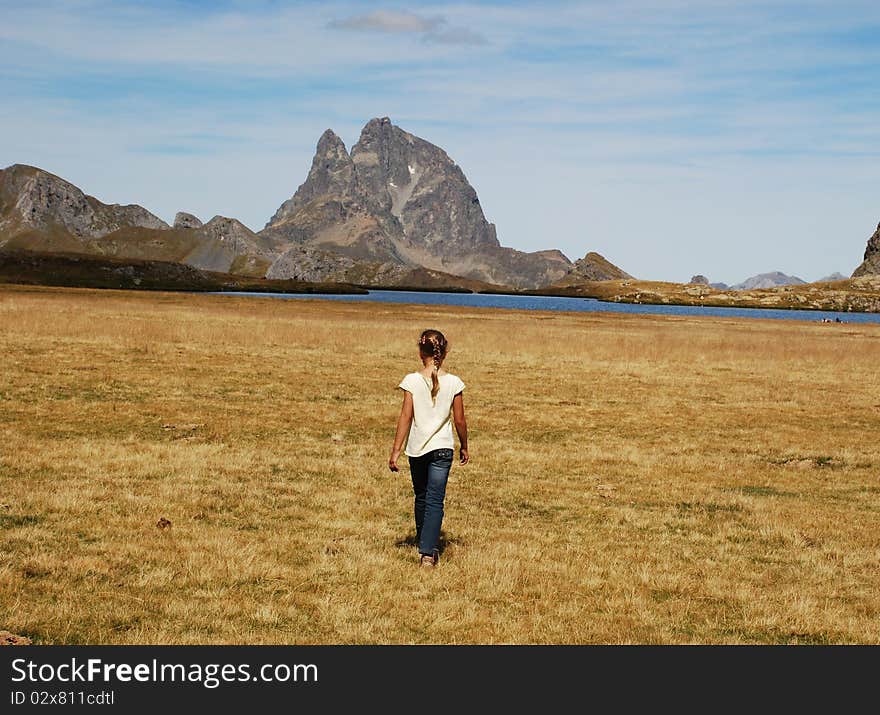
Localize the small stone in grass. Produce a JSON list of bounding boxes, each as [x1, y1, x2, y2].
[[0, 630, 32, 646]]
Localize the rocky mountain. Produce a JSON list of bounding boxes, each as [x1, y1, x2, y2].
[[0, 165, 283, 277], [1, 121, 616, 290], [0, 164, 168, 240], [261, 117, 573, 289], [852, 222, 880, 277], [731, 271, 806, 290], [709, 282, 729, 290]]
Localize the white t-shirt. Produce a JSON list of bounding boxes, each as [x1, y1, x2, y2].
[[398, 371, 465, 457]]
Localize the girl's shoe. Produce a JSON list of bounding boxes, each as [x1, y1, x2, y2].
[[420, 554, 436, 568]]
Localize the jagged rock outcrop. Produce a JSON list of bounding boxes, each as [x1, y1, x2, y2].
[[261, 117, 572, 289], [852, 222, 880, 277], [689, 275, 709, 285], [200, 216, 277, 257], [174, 212, 203, 229], [732, 271, 805, 290], [554, 251, 632, 284], [0, 164, 167, 240]]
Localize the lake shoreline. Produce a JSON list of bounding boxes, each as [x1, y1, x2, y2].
[[211, 289, 880, 325]]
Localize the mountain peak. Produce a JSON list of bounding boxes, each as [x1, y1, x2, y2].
[[317, 128, 345, 150], [261, 118, 572, 288], [364, 116, 392, 129], [265, 128, 357, 228]]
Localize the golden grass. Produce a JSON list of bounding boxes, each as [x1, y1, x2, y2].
[[1, 283, 879, 644]]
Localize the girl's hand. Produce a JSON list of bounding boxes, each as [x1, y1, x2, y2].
[[459, 448, 469, 465], [389, 449, 401, 472]]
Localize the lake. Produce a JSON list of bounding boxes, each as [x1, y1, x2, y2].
[[212, 290, 880, 324]]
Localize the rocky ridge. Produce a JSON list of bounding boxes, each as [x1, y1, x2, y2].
[[0, 166, 277, 277], [0, 164, 168, 240], [552, 251, 633, 287], [852, 222, 880, 277]]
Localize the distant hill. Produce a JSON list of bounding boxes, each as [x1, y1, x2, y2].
[[816, 272, 847, 283], [550, 251, 633, 288], [731, 271, 806, 290]]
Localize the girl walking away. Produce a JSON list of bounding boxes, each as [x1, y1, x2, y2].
[[389, 329, 469, 568]]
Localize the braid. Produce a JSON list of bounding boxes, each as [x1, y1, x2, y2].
[[418, 329, 448, 404], [430, 342, 441, 402]]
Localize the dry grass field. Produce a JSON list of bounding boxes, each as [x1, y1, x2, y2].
[[1, 283, 879, 644]]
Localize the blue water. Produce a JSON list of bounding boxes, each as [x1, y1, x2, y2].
[[212, 290, 880, 324]]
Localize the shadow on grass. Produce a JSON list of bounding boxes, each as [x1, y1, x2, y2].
[[395, 530, 457, 556]]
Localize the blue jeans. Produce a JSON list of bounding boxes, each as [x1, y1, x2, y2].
[[408, 448, 454, 557]]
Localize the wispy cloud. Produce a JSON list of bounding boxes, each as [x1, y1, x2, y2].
[[329, 9, 487, 45], [329, 10, 443, 34]]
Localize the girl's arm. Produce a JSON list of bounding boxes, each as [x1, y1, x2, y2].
[[389, 391, 414, 472], [452, 392, 469, 465]]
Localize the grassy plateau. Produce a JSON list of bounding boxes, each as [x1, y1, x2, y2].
[[1, 283, 879, 644]]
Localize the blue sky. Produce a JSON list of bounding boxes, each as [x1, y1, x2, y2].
[[2, 0, 879, 283]]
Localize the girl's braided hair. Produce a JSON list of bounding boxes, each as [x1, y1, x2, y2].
[[418, 329, 448, 403]]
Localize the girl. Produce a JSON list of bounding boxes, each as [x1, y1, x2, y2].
[[389, 329, 469, 568]]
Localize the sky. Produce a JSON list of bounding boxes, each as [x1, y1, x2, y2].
[[2, 0, 879, 284]]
